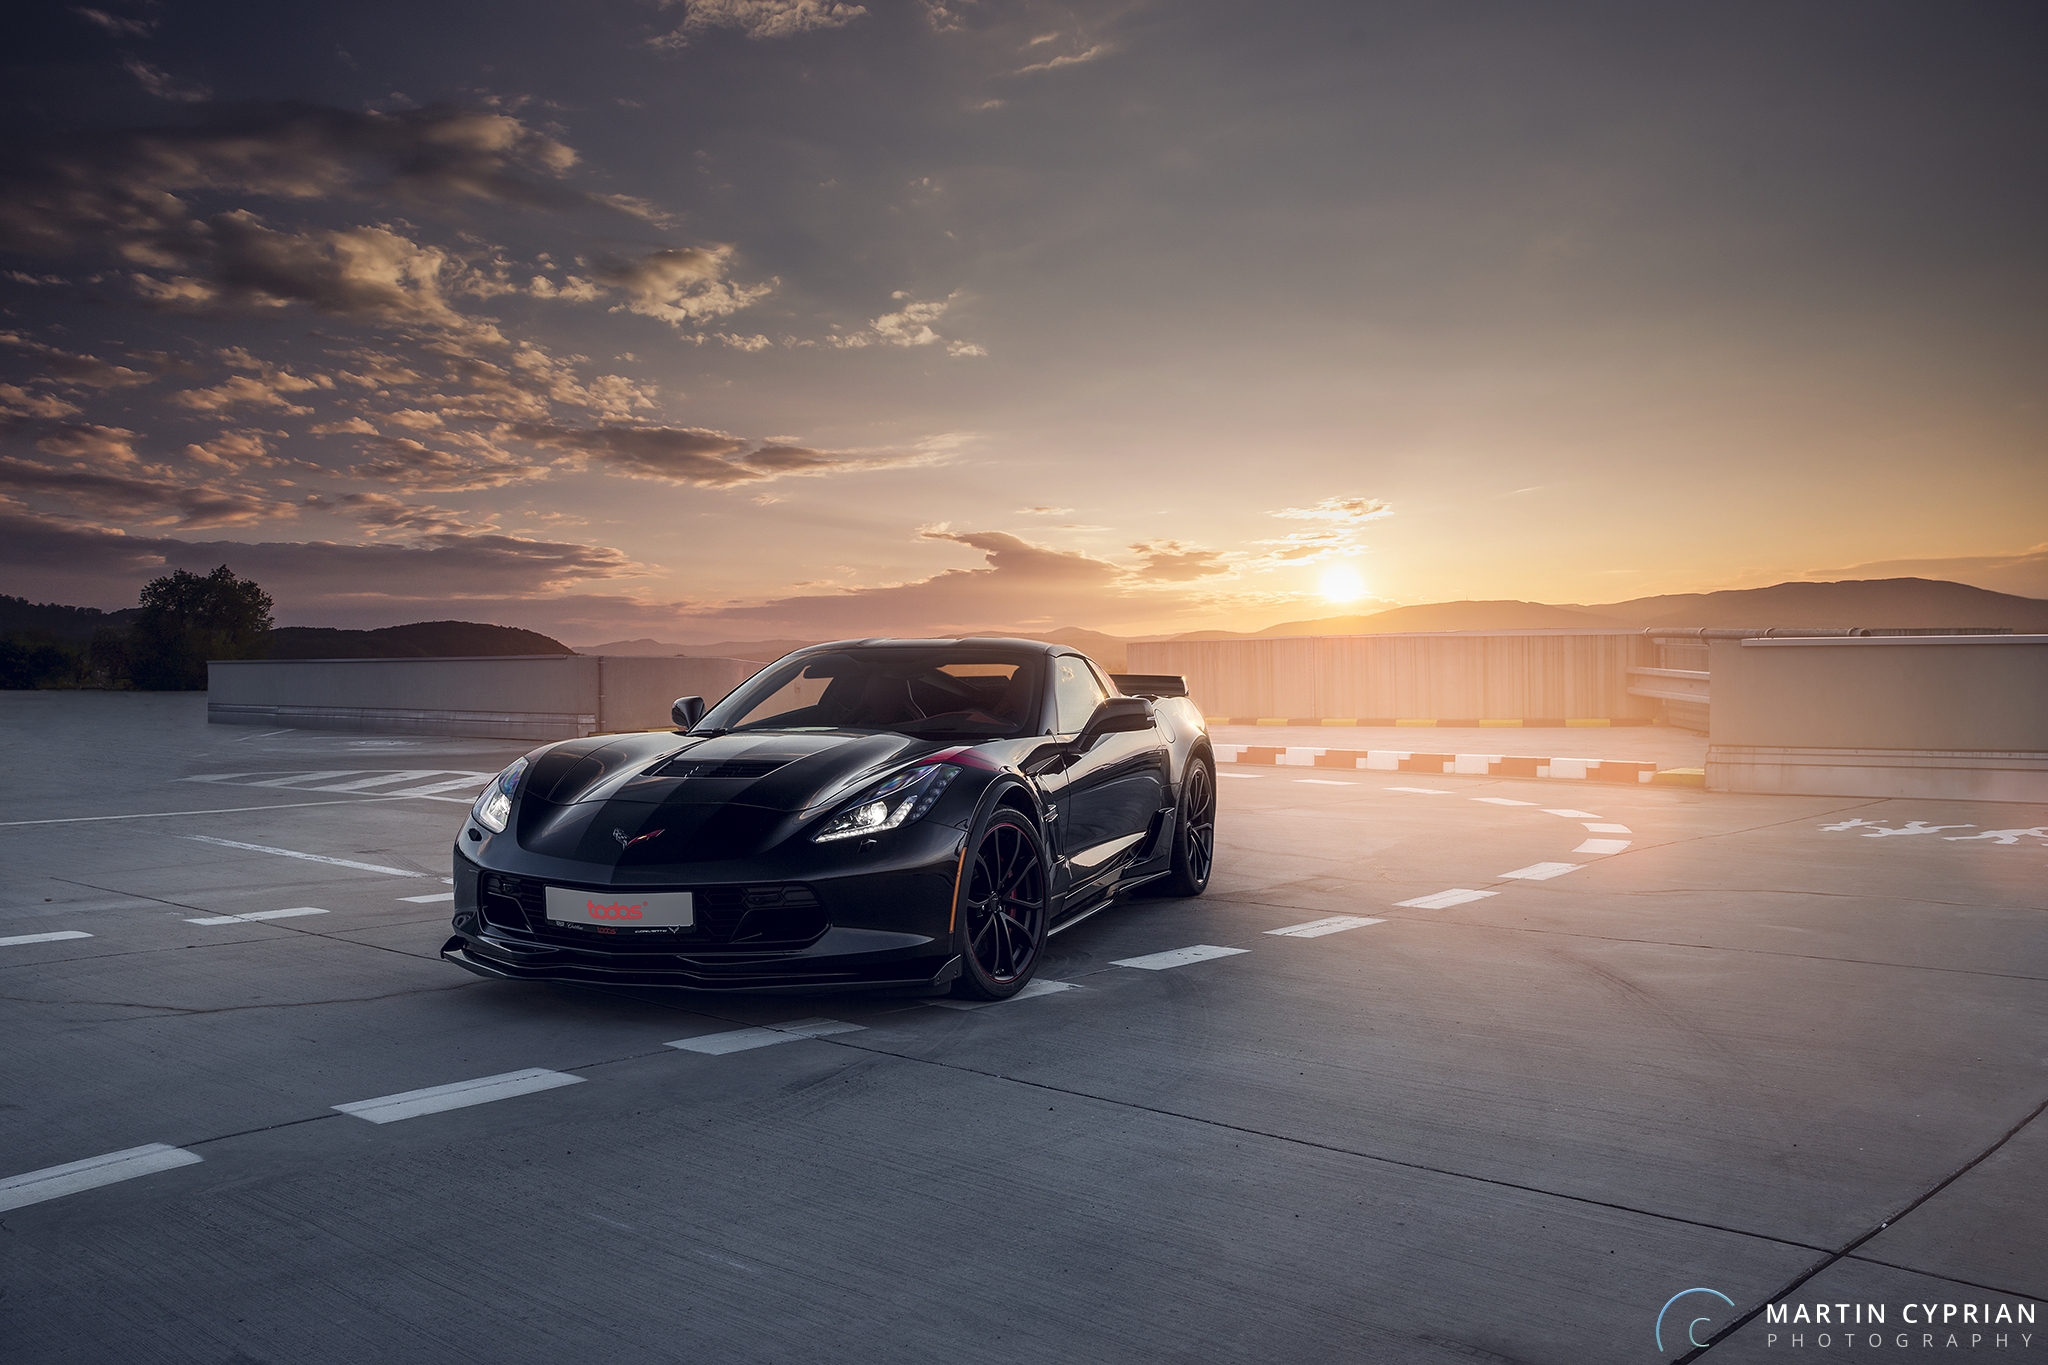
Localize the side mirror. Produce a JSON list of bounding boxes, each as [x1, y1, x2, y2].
[[671, 695, 707, 730], [1075, 695, 1154, 748]]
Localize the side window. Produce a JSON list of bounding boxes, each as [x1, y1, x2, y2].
[[1053, 656, 1107, 735]]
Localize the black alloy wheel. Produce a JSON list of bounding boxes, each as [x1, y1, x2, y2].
[[953, 808, 1048, 1000], [1158, 755, 1216, 898]]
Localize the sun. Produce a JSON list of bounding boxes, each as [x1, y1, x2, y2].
[[1318, 563, 1367, 604]]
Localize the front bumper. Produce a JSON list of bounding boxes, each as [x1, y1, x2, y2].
[[444, 823, 967, 993]]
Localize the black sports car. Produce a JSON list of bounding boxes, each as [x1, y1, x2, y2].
[[441, 638, 1216, 999]]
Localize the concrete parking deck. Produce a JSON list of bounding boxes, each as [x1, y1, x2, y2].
[[1, 692, 2041, 1363]]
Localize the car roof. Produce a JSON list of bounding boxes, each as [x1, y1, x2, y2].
[[793, 637, 1070, 656]]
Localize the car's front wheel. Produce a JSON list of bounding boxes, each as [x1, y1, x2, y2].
[[952, 807, 1048, 1000]]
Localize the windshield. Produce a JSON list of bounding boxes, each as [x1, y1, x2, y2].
[[699, 649, 1045, 741]]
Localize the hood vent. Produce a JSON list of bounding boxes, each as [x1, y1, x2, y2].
[[653, 755, 792, 781]]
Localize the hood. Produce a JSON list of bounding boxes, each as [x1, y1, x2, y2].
[[513, 729, 945, 866]]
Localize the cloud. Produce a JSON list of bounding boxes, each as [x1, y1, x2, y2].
[[302, 490, 489, 537], [34, 422, 143, 463], [0, 508, 641, 610], [1272, 496, 1394, 523], [590, 246, 773, 327], [73, 7, 157, 38], [830, 291, 985, 357], [0, 385, 82, 419], [1128, 539, 1230, 581], [509, 423, 945, 487], [348, 434, 550, 491], [1016, 505, 1071, 515], [0, 455, 294, 529], [1016, 44, 1110, 75], [0, 333, 156, 388], [651, 0, 868, 47], [183, 430, 293, 470], [124, 58, 211, 103], [172, 354, 334, 415]]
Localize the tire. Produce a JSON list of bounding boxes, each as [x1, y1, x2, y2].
[[951, 807, 1049, 1000], [1155, 755, 1216, 898]]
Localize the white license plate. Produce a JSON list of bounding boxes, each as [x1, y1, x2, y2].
[[545, 886, 694, 928]]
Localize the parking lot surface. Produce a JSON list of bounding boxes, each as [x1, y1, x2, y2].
[[2, 692, 2042, 1363]]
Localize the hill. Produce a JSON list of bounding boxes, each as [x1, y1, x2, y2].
[[574, 628, 1136, 669], [1578, 577, 2048, 631], [0, 595, 142, 644], [267, 621, 573, 659]]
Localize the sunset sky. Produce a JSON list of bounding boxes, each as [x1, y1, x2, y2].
[[3, 0, 2043, 643]]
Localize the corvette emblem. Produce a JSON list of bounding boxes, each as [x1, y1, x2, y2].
[[613, 827, 665, 851]]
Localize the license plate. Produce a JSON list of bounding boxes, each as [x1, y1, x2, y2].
[[545, 886, 694, 928]]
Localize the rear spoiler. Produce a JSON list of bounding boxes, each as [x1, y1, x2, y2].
[[1111, 673, 1188, 700]]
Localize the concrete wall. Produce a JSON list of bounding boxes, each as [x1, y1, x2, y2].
[[207, 654, 761, 740], [1706, 635, 2048, 800], [1125, 631, 1659, 722]]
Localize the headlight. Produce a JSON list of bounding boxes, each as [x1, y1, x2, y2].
[[813, 763, 960, 843], [471, 756, 528, 833]]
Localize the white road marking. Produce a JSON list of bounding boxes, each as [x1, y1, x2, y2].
[[1385, 786, 1453, 795], [0, 1144, 202, 1213], [0, 797, 437, 828], [244, 770, 365, 789], [925, 979, 1078, 1010], [1294, 778, 1356, 786], [334, 1068, 583, 1124], [1574, 838, 1632, 855], [382, 775, 494, 797], [1501, 862, 1582, 880], [1217, 771, 1263, 779], [1266, 915, 1384, 938], [1394, 889, 1498, 910], [1111, 944, 1249, 970], [1582, 822, 1632, 834], [1472, 797, 1537, 806], [666, 1018, 866, 1055], [399, 891, 457, 904], [0, 930, 93, 947], [1542, 808, 1603, 819], [185, 836, 425, 877], [185, 906, 329, 926], [304, 770, 446, 792]]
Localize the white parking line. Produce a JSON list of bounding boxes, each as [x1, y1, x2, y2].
[[1574, 839, 1632, 855], [185, 906, 329, 926], [1500, 862, 1582, 880], [1386, 787, 1453, 795], [666, 1018, 866, 1055], [1471, 797, 1536, 806], [334, 1069, 584, 1124], [1217, 771, 1263, 779], [399, 891, 457, 904], [1294, 778, 1356, 786], [1542, 809, 1603, 819], [382, 775, 493, 797], [926, 979, 1078, 1011], [0, 1144, 202, 1213], [0, 930, 93, 947], [1111, 944, 1249, 970], [1394, 889, 1498, 910], [185, 836, 426, 877], [1266, 916, 1384, 938], [1583, 822, 1632, 834], [304, 770, 447, 793]]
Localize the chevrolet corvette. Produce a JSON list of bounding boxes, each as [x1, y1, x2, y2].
[[441, 638, 1215, 999]]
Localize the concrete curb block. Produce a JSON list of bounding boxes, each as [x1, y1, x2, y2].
[[1214, 744, 1661, 784]]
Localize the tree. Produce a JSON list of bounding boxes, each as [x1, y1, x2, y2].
[[128, 566, 274, 690]]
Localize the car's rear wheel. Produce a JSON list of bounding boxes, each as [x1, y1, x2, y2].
[[952, 808, 1047, 1000], [1156, 755, 1216, 898]]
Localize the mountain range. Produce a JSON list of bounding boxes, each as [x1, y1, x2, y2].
[[572, 578, 2047, 672]]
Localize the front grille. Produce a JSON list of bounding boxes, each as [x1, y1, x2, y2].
[[478, 872, 826, 951]]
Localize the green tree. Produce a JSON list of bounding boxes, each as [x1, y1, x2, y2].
[[128, 565, 274, 690]]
